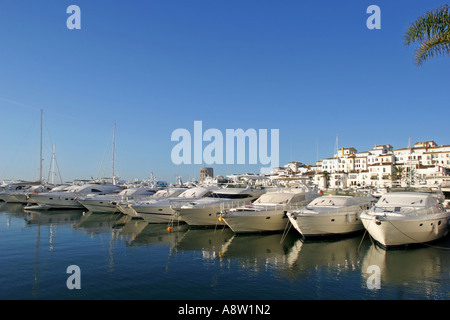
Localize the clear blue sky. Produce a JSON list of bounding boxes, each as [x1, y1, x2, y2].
[[0, 1, 449, 183]]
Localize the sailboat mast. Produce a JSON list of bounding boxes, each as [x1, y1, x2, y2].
[[112, 123, 116, 185], [40, 109, 43, 183]]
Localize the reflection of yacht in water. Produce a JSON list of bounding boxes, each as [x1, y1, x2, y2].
[[218, 232, 299, 265], [284, 236, 367, 278], [126, 223, 189, 247], [25, 209, 84, 226], [73, 212, 124, 235], [117, 216, 149, 239], [361, 238, 450, 298], [173, 228, 236, 259]]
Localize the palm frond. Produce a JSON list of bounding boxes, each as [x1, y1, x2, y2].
[[404, 5, 450, 46], [415, 32, 450, 65], [404, 5, 450, 65]]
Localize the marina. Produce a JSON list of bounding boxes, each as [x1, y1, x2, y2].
[[1, 184, 449, 300]]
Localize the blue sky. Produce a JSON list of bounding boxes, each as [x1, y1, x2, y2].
[[0, 1, 449, 183]]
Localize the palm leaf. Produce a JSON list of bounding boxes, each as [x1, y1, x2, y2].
[[404, 5, 450, 65], [415, 32, 450, 65]]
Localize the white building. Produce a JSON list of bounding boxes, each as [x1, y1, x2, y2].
[[274, 140, 450, 190]]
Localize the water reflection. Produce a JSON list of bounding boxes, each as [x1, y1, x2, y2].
[[25, 209, 84, 226], [174, 228, 235, 259], [126, 222, 189, 247], [1, 202, 449, 299], [361, 238, 450, 299], [285, 236, 366, 277]]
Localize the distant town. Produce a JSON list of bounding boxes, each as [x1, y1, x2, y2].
[[205, 140, 450, 190]]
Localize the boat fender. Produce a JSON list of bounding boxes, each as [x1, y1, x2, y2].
[[433, 222, 439, 236], [346, 213, 351, 223]]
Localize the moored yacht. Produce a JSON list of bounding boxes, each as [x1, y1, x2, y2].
[[26, 183, 123, 210], [77, 187, 159, 213], [117, 188, 184, 218], [171, 186, 266, 227], [0, 182, 53, 203], [10, 184, 56, 204], [220, 187, 321, 233], [131, 187, 219, 223], [360, 191, 450, 247], [287, 195, 376, 237]]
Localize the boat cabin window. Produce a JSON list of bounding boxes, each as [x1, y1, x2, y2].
[[91, 189, 103, 193]]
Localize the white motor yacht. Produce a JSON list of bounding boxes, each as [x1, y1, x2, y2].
[[77, 187, 159, 213], [360, 191, 450, 247], [220, 188, 321, 233], [131, 187, 219, 223], [0, 183, 53, 203], [117, 188, 183, 218], [287, 195, 376, 237], [26, 183, 123, 210], [10, 184, 56, 203], [171, 187, 266, 227]]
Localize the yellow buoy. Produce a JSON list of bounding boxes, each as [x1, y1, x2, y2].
[[218, 216, 223, 222], [167, 226, 173, 232]]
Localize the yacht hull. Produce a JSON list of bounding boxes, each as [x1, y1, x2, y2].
[[222, 210, 289, 233], [288, 212, 364, 237], [29, 193, 84, 209], [361, 212, 450, 247], [0, 194, 21, 203], [77, 200, 119, 213], [175, 207, 225, 227], [132, 205, 181, 223]]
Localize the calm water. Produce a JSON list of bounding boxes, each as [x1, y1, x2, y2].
[[1, 202, 449, 300]]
